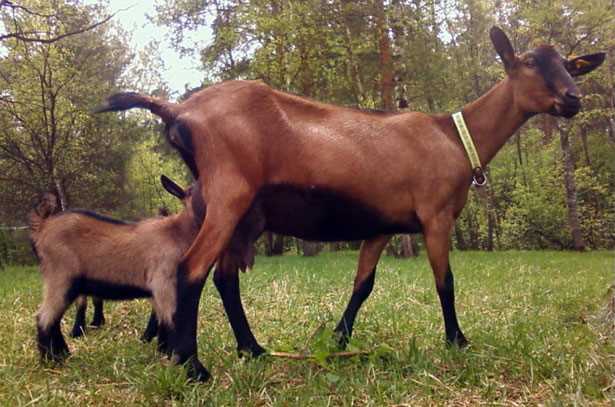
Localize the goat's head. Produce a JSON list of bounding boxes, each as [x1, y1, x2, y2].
[[490, 26, 605, 118]]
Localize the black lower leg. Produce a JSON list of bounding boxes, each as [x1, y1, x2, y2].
[[437, 266, 467, 347], [141, 310, 159, 343], [38, 319, 70, 362], [156, 322, 171, 356], [214, 270, 265, 357], [70, 302, 87, 338], [91, 297, 105, 326], [334, 268, 376, 349], [168, 264, 210, 382]]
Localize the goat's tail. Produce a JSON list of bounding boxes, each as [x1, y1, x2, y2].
[[29, 192, 60, 237], [94, 92, 178, 124]]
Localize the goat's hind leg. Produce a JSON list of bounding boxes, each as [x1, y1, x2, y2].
[[170, 184, 256, 381], [335, 235, 390, 349], [70, 295, 87, 338], [150, 285, 174, 356], [37, 278, 74, 362]]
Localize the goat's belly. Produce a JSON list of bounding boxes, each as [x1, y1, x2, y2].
[[76, 277, 151, 300], [258, 185, 421, 241]]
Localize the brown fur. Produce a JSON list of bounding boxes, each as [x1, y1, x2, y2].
[[34, 212, 195, 289], [30, 177, 201, 363]]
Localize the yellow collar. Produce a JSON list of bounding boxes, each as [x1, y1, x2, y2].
[[452, 111, 487, 186]]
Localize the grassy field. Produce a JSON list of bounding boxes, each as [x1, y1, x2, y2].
[[0, 251, 613, 405]]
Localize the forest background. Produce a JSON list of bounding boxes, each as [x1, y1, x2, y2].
[[1, 0, 614, 265]]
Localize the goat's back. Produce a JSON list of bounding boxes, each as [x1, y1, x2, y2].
[[34, 211, 188, 286]]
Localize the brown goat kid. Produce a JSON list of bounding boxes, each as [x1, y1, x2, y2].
[[29, 176, 206, 377], [98, 27, 605, 381]]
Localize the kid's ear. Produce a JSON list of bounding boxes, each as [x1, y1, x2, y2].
[[160, 175, 185, 200]]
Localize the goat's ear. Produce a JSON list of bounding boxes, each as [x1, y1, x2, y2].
[[566, 53, 606, 77], [160, 175, 185, 200], [490, 26, 516, 71]]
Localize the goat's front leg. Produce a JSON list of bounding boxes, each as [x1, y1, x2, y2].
[[70, 295, 88, 338], [141, 309, 159, 343], [91, 297, 105, 327], [170, 184, 255, 382], [335, 235, 391, 348], [423, 215, 467, 347]]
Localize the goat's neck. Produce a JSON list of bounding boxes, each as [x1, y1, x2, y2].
[[167, 211, 200, 244], [460, 77, 528, 166]]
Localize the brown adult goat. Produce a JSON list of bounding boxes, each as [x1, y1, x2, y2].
[[98, 27, 605, 381]]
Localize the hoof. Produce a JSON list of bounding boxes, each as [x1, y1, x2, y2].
[[141, 330, 157, 343], [238, 343, 267, 359], [334, 330, 350, 350], [41, 347, 70, 363], [186, 358, 211, 382], [90, 317, 105, 327], [70, 327, 85, 338], [157, 343, 172, 357], [446, 332, 469, 348]]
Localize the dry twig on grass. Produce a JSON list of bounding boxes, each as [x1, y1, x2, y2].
[[268, 350, 370, 360]]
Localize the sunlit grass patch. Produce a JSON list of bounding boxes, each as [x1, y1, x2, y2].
[[0, 250, 612, 405]]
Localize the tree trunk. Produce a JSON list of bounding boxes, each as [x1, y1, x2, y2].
[[375, 0, 394, 110], [608, 117, 615, 145], [339, 0, 364, 105], [271, 234, 285, 255], [559, 126, 585, 251], [265, 231, 274, 256], [454, 224, 467, 250], [329, 242, 343, 251], [264, 232, 285, 256], [399, 235, 418, 257], [301, 240, 322, 257], [54, 178, 67, 211], [579, 127, 592, 166]]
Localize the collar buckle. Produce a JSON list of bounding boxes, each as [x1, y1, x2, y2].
[[472, 167, 487, 187]]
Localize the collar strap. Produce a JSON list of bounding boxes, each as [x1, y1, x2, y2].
[[452, 111, 487, 186]]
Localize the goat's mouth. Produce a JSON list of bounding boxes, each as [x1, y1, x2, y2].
[[552, 100, 580, 118]]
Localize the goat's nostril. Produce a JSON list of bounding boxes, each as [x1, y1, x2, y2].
[[565, 91, 581, 100]]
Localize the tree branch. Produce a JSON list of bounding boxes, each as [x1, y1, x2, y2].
[[0, 11, 117, 44]]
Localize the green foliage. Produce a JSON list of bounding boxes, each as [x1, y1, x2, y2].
[[121, 128, 189, 219], [2, 0, 615, 252], [0, 0, 135, 220], [575, 165, 615, 248]]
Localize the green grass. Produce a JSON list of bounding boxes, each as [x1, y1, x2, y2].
[[0, 251, 613, 405]]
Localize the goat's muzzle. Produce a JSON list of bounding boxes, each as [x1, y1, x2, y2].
[[553, 92, 582, 118]]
